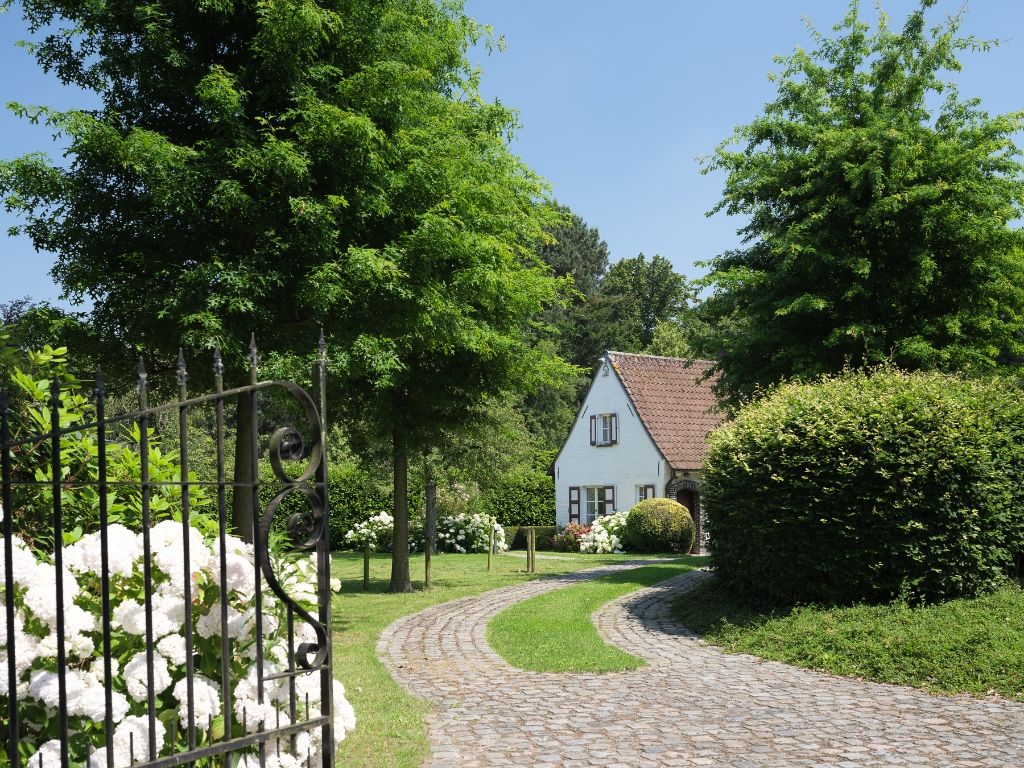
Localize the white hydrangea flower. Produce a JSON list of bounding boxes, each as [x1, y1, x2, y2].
[[112, 597, 177, 639], [0, 534, 43, 589], [197, 602, 255, 640], [64, 524, 142, 577], [150, 519, 213, 591], [172, 674, 221, 730], [333, 679, 356, 736], [21, 563, 80, 627], [111, 715, 166, 765], [26, 740, 62, 768], [156, 633, 188, 666], [124, 650, 172, 702]]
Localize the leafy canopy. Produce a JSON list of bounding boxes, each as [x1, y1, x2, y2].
[[698, 0, 1024, 405]]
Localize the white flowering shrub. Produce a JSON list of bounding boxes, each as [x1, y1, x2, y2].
[[436, 512, 507, 554], [1, 515, 355, 766], [342, 511, 425, 553], [579, 510, 628, 554], [343, 511, 394, 551]]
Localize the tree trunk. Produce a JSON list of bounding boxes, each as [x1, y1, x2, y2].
[[424, 454, 437, 589], [389, 427, 413, 593], [232, 393, 255, 544]]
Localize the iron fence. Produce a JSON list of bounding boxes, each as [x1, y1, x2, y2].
[[2, 336, 334, 768]]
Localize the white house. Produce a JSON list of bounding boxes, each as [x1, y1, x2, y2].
[[552, 351, 723, 553]]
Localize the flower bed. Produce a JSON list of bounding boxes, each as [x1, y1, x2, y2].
[[1, 515, 355, 765]]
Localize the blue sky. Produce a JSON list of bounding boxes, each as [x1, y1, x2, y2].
[[2, 0, 1023, 309]]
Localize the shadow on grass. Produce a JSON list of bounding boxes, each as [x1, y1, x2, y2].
[[670, 576, 799, 637]]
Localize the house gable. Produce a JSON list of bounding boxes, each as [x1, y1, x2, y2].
[[553, 356, 668, 526]]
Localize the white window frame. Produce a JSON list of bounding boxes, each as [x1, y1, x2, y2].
[[583, 486, 605, 524], [597, 413, 614, 445]]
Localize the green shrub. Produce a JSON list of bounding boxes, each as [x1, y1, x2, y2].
[[507, 525, 558, 550], [479, 469, 555, 526], [264, 460, 398, 550], [550, 523, 590, 552], [703, 370, 1024, 605], [623, 498, 695, 553]]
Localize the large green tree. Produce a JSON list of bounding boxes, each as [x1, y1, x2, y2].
[[1, 0, 571, 591], [699, 1, 1024, 406], [577, 253, 693, 363]]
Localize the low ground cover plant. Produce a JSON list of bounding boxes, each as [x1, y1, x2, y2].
[[673, 579, 1024, 701], [623, 498, 695, 553], [704, 369, 1024, 605]]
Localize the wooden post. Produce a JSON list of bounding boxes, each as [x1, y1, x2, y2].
[[527, 527, 536, 573], [487, 521, 494, 572], [425, 542, 432, 590], [363, 541, 371, 592]]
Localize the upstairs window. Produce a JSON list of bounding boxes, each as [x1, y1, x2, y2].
[[589, 413, 618, 446], [635, 484, 656, 503]]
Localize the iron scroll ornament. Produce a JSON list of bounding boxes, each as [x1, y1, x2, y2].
[[256, 380, 330, 671]]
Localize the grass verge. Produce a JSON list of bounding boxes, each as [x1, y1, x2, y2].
[[672, 578, 1024, 701], [487, 557, 700, 673], [331, 551, 673, 768]]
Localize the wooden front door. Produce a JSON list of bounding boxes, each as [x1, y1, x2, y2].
[[676, 488, 700, 554]]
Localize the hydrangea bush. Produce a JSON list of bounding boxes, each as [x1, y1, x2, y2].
[[343, 511, 396, 552], [345, 510, 505, 554], [579, 511, 627, 554], [436, 512, 507, 554], [1, 513, 355, 766]]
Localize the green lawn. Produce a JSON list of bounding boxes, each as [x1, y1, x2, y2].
[[673, 578, 1024, 701], [330, 550, 671, 768], [487, 557, 701, 673]]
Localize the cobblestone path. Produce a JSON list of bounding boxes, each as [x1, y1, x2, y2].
[[377, 565, 1024, 767]]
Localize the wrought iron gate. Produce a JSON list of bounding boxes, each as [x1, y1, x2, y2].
[[2, 336, 334, 767]]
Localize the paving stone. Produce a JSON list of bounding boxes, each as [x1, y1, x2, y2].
[[376, 565, 1024, 767]]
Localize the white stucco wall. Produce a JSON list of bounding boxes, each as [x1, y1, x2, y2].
[[553, 361, 671, 526]]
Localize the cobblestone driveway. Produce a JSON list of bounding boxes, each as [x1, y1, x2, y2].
[[377, 565, 1024, 767]]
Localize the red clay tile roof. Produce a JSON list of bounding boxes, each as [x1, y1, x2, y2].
[[607, 352, 724, 470]]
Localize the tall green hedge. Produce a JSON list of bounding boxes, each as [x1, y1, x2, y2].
[[479, 468, 555, 527], [703, 370, 1024, 605], [263, 461, 400, 550]]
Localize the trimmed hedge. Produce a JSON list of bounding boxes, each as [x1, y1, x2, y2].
[[264, 461, 415, 550], [623, 498, 695, 553], [505, 525, 558, 551], [703, 370, 1024, 605], [479, 469, 555, 527]]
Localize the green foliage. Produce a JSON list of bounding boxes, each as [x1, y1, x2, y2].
[[623, 498, 695, 553], [0, 0, 576, 591], [699, 2, 1024, 406], [673, 579, 1024, 702], [264, 459, 395, 551], [537, 201, 608, 301], [550, 523, 590, 552], [4, 343, 214, 549], [703, 369, 1024, 605], [575, 254, 694, 365], [505, 526, 558, 551], [478, 467, 554, 527]]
